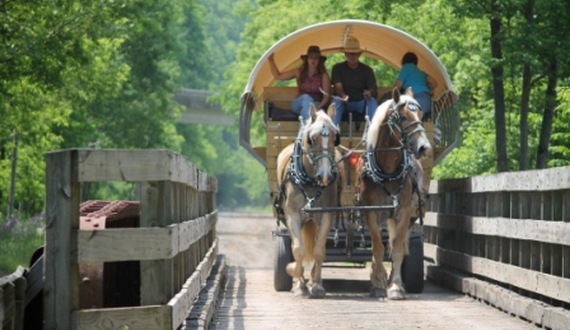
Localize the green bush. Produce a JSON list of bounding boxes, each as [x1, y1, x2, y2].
[[0, 217, 44, 276]]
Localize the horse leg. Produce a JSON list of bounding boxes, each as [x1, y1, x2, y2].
[[286, 214, 308, 296], [307, 213, 332, 298], [387, 213, 411, 300], [366, 211, 388, 298]]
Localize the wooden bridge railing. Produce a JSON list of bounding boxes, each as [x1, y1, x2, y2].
[[0, 267, 26, 330], [424, 166, 570, 328], [44, 149, 218, 330]]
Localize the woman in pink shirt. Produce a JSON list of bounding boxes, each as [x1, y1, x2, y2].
[[268, 45, 331, 121]]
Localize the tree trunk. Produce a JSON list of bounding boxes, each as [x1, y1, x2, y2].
[[519, 0, 534, 171], [536, 56, 558, 169], [519, 65, 531, 170], [8, 132, 18, 219], [490, 10, 508, 172]]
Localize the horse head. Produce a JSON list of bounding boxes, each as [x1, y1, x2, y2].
[[301, 103, 340, 186], [391, 87, 431, 159]]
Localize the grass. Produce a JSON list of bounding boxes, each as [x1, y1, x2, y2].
[[0, 218, 44, 277]]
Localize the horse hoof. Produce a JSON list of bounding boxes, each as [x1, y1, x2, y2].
[[291, 282, 309, 296], [309, 285, 326, 299], [370, 288, 387, 298], [387, 286, 406, 300]]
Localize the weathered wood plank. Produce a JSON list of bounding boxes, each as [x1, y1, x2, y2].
[[213, 213, 539, 330], [427, 265, 570, 328], [169, 239, 218, 328], [75, 149, 200, 187], [139, 181, 170, 306], [0, 287, 4, 325], [428, 242, 570, 303], [198, 171, 210, 192], [177, 214, 216, 253], [0, 266, 28, 330], [423, 213, 570, 245], [0, 266, 25, 286], [78, 212, 216, 263], [78, 227, 177, 262], [1, 283, 14, 328], [76, 305, 171, 330], [13, 276, 26, 330], [45, 150, 81, 330], [431, 166, 570, 193]]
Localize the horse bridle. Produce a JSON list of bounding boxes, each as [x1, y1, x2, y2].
[[394, 98, 426, 146], [290, 123, 339, 186], [306, 125, 340, 165], [363, 98, 425, 187], [285, 122, 340, 208]]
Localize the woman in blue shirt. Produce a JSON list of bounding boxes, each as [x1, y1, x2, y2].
[[394, 52, 438, 120]]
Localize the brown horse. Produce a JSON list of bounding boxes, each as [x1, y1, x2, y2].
[[276, 104, 344, 298], [357, 87, 431, 300]]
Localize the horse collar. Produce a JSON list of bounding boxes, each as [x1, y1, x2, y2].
[[363, 145, 412, 185], [288, 138, 320, 187]]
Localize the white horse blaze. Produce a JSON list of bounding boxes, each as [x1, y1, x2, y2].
[[315, 128, 333, 186]]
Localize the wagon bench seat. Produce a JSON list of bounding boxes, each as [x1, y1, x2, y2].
[[264, 86, 393, 122]]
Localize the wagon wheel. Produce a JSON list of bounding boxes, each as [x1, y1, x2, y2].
[[402, 234, 424, 293], [274, 230, 293, 292]]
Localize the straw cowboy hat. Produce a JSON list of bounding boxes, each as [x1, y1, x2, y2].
[[343, 36, 363, 53], [300, 45, 326, 62]]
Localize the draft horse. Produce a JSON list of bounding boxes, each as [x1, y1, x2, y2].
[[357, 87, 431, 300], [276, 103, 344, 298]]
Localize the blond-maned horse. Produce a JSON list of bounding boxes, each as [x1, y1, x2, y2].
[[276, 104, 344, 298], [357, 87, 431, 300]]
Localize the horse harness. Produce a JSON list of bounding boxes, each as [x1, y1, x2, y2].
[[280, 121, 340, 211], [361, 98, 425, 211]]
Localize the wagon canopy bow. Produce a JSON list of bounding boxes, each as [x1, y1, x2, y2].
[[240, 19, 456, 113]]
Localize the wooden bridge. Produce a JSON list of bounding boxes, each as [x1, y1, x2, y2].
[[1, 149, 569, 329]]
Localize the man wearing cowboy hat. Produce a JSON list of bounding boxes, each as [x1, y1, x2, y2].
[[331, 36, 378, 126]]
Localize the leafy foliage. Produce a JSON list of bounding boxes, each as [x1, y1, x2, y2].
[[1, 0, 569, 218], [0, 0, 210, 216], [222, 0, 570, 183]]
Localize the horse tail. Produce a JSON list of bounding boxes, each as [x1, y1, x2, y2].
[[301, 220, 317, 263]]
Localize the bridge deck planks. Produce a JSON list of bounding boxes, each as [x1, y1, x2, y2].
[[211, 213, 539, 329]]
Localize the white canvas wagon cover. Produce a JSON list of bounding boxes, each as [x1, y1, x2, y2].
[[240, 19, 456, 112]]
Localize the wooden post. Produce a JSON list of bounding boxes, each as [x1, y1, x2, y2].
[[139, 181, 172, 305], [45, 150, 81, 330]]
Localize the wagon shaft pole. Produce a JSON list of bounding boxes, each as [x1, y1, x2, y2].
[[302, 205, 396, 213]]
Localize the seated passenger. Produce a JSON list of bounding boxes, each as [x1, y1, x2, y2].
[[331, 36, 378, 126], [268, 46, 330, 121], [393, 52, 438, 121]]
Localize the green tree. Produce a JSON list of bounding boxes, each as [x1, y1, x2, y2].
[[0, 0, 212, 216]]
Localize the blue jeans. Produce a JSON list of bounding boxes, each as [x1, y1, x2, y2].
[[332, 97, 379, 126], [414, 92, 432, 120], [291, 94, 319, 121]]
